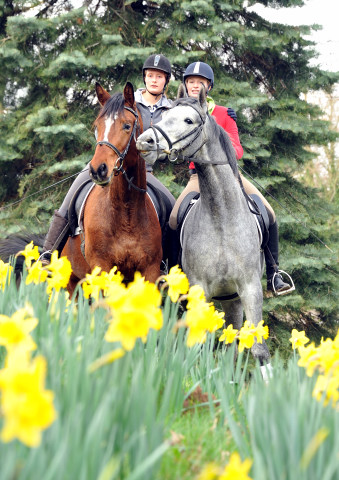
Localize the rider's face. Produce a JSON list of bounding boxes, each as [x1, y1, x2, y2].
[[144, 69, 167, 95], [185, 76, 210, 97]]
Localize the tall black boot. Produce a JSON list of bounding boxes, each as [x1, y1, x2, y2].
[[265, 221, 293, 295], [165, 225, 181, 270], [40, 210, 70, 264]]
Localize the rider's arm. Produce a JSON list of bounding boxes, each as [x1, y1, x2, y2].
[[211, 105, 243, 160], [225, 114, 243, 160]]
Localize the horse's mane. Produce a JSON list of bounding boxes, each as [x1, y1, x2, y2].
[[98, 92, 126, 119], [209, 115, 240, 178]]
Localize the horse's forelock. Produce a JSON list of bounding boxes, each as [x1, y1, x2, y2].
[[98, 92, 125, 120]]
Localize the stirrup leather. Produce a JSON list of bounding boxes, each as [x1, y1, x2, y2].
[[272, 270, 295, 296]]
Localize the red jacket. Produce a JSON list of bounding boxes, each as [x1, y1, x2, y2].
[[189, 104, 243, 169]]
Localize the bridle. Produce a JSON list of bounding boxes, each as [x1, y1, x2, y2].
[[94, 106, 146, 192], [150, 103, 207, 163]]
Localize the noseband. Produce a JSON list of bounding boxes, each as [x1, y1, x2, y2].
[[150, 103, 207, 162], [94, 106, 146, 192]]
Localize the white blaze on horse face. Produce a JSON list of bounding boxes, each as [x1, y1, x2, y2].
[[103, 114, 118, 142]]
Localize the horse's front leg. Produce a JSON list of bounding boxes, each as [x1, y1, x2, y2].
[[143, 263, 162, 284], [237, 280, 271, 376]]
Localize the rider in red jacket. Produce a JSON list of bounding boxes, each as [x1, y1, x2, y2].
[[169, 61, 294, 295]]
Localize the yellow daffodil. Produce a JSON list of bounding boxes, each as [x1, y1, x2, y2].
[[185, 303, 224, 347], [164, 265, 190, 302], [0, 259, 12, 291], [183, 284, 224, 347], [312, 374, 339, 407], [187, 284, 206, 309], [105, 273, 163, 351], [26, 260, 48, 285], [196, 462, 219, 479], [83, 266, 124, 300], [219, 452, 253, 479], [289, 329, 310, 350], [17, 241, 40, 269], [253, 320, 269, 343], [0, 355, 56, 447], [196, 453, 253, 480], [297, 329, 339, 409], [45, 251, 72, 294], [297, 343, 319, 376], [238, 322, 255, 353], [0, 305, 38, 352], [219, 324, 238, 345]]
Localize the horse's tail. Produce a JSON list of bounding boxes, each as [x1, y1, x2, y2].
[[0, 232, 46, 278]]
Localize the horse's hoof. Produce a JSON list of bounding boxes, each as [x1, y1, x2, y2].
[[260, 363, 273, 383]]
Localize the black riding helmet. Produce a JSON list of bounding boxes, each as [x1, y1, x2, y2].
[[183, 61, 214, 90], [142, 54, 172, 89]]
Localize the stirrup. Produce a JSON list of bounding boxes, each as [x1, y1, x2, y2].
[[38, 250, 52, 265], [160, 260, 168, 276], [272, 270, 295, 296]]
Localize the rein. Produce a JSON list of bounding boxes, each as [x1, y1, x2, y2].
[[151, 103, 207, 163], [149, 104, 228, 165], [94, 106, 146, 193]]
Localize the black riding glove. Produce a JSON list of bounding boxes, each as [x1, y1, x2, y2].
[[227, 107, 237, 122]]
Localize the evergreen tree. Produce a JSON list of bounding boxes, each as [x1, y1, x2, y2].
[[0, 0, 338, 329]]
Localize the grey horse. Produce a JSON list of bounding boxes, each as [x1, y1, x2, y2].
[[136, 86, 272, 375]]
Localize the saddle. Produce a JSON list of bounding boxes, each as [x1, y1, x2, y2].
[[67, 180, 170, 238], [176, 192, 269, 250]]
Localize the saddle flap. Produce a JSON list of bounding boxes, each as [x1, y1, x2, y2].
[[146, 182, 168, 230], [68, 180, 94, 236], [248, 194, 269, 248], [177, 191, 200, 232]]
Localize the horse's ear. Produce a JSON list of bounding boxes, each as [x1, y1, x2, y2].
[[96, 82, 111, 106], [198, 86, 208, 113], [124, 82, 135, 108], [177, 83, 187, 99]]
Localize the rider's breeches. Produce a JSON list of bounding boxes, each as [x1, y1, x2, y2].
[[169, 172, 276, 230], [58, 165, 91, 218]]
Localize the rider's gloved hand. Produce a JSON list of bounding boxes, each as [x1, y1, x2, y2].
[[227, 107, 237, 122]]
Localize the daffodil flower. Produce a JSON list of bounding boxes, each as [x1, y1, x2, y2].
[[0, 354, 56, 447], [219, 324, 238, 344], [17, 241, 40, 269], [164, 265, 189, 302], [289, 329, 310, 350], [0, 259, 13, 291]]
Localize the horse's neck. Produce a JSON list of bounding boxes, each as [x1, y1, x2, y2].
[[109, 148, 147, 207], [197, 162, 246, 218]]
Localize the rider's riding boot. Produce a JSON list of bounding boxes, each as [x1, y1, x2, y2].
[[265, 221, 292, 295], [166, 226, 181, 270], [40, 210, 70, 265]]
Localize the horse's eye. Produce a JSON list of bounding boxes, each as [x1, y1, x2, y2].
[[123, 123, 132, 131], [185, 118, 193, 125]]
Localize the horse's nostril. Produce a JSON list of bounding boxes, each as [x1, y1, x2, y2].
[[98, 163, 108, 179], [146, 137, 154, 145]]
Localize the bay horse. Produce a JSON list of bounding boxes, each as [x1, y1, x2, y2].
[[136, 86, 272, 372], [0, 83, 163, 296], [62, 82, 162, 294]]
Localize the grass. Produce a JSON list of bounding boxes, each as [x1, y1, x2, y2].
[[158, 409, 236, 480]]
